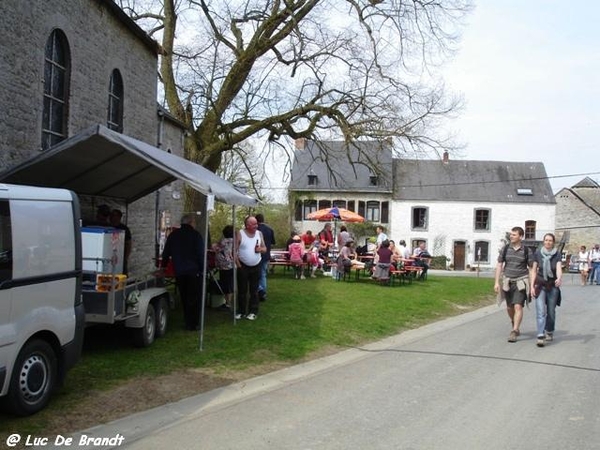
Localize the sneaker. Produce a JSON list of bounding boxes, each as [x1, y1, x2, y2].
[[246, 313, 257, 321], [536, 337, 545, 347], [545, 331, 553, 342], [234, 313, 245, 320], [216, 304, 230, 311], [508, 330, 518, 343], [310, 274, 317, 278], [300, 275, 306, 280]]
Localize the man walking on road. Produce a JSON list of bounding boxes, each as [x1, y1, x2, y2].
[[494, 226, 533, 342]]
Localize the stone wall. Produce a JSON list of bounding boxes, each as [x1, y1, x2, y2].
[[0, 0, 188, 277]]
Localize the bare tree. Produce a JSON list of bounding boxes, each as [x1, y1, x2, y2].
[[120, 0, 471, 208]]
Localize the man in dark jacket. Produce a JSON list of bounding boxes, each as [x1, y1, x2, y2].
[[160, 214, 205, 331], [256, 213, 275, 301]]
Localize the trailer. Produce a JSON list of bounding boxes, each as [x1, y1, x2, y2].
[[0, 124, 258, 415]]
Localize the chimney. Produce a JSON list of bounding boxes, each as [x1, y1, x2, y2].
[[442, 151, 449, 164], [295, 138, 306, 150]]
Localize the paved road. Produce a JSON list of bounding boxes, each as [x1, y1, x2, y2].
[[70, 283, 599, 450]]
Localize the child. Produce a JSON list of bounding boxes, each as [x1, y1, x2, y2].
[[308, 241, 323, 278], [288, 235, 306, 279]]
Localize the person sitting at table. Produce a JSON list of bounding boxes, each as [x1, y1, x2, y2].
[[307, 241, 324, 278], [373, 239, 393, 282], [413, 241, 431, 280], [337, 225, 352, 248], [398, 240, 412, 259], [318, 223, 334, 251], [388, 240, 403, 267], [288, 235, 306, 279], [301, 230, 316, 248], [337, 239, 362, 278]]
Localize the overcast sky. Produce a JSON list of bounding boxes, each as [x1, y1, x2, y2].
[[443, 0, 600, 193], [264, 0, 600, 201]]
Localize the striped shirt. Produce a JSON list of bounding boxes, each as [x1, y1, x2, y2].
[[498, 245, 530, 279]]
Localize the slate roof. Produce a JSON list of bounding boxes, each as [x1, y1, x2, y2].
[[97, 0, 160, 54], [289, 140, 393, 193], [572, 176, 600, 189], [393, 159, 555, 204], [568, 177, 600, 211]]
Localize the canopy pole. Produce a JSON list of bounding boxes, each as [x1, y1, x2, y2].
[[232, 205, 238, 325], [199, 201, 210, 351]]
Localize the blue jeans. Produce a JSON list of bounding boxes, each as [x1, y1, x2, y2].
[[593, 261, 600, 284], [535, 285, 558, 337], [258, 258, 269, 295]]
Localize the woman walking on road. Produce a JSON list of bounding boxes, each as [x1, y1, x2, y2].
[[531, 233, 563, 347]]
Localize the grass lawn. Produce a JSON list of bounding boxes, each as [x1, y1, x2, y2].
[[0, 271, 494, 435]]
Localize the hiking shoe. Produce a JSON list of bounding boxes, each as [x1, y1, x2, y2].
[[536, 337, 545, 347], [545, 332, 553, 342], [508, 330, 518, 343], [234, 313, 245, 320], [246, 313, 257, 321]]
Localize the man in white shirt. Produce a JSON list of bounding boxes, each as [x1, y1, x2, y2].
[[398, 240, 411, 259], [375, 225, 388, 249]]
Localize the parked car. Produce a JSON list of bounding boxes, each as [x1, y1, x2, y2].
[[567, 255, 580, 273]]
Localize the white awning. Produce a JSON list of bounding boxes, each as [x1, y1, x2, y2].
[[0, 124, 258, 206]]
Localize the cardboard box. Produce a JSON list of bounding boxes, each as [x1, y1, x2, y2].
[[96, 274, 127, 292]]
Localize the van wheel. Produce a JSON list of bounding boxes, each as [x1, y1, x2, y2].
[[4, 340, 57, 416], [133, 304, 156, 347], [154, 298, 168, 338]]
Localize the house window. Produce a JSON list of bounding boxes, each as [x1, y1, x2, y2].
[[303, 200, 317, 219], [381, 201, 389, 224], [308, 174, 317, 185], [474, 241, 490, 263], [107, 69, 124, 132], [369, 175, 378, 186], [358, 201, 365, 218], [347, 200, 356, 212], [517, 188, 533, 196], [525, 220, 536, 240], [333, 200, 346, 209], [319, 200, 331, 210], [412, 207, 428, 230], [294, 200, 303, 221], [366, 201, 380, 222], [42, 29, 70, 150], [474, 209, 491, 231]]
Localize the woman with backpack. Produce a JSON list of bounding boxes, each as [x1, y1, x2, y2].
[[530, 233, 563, 347]]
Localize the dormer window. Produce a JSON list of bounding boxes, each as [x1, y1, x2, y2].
[[517, 188, 533, 196], [369, 175, 379, 186], [308, 174, 317, 185]]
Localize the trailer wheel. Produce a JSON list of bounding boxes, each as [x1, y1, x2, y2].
[[133, 303, 156, 347], [154, 298, 168, 338], [2, 339, 57, 416]]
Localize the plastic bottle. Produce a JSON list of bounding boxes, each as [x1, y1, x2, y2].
[[331, 265, 338, 280]]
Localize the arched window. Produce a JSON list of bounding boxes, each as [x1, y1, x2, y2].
[[107, 69, 124, 132], [42, 29, 70, 150]]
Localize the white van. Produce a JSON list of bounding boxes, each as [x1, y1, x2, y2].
[[0, 184, 85, 416]]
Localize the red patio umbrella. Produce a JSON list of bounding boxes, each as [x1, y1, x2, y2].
[[306, 206, 365, 223]]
